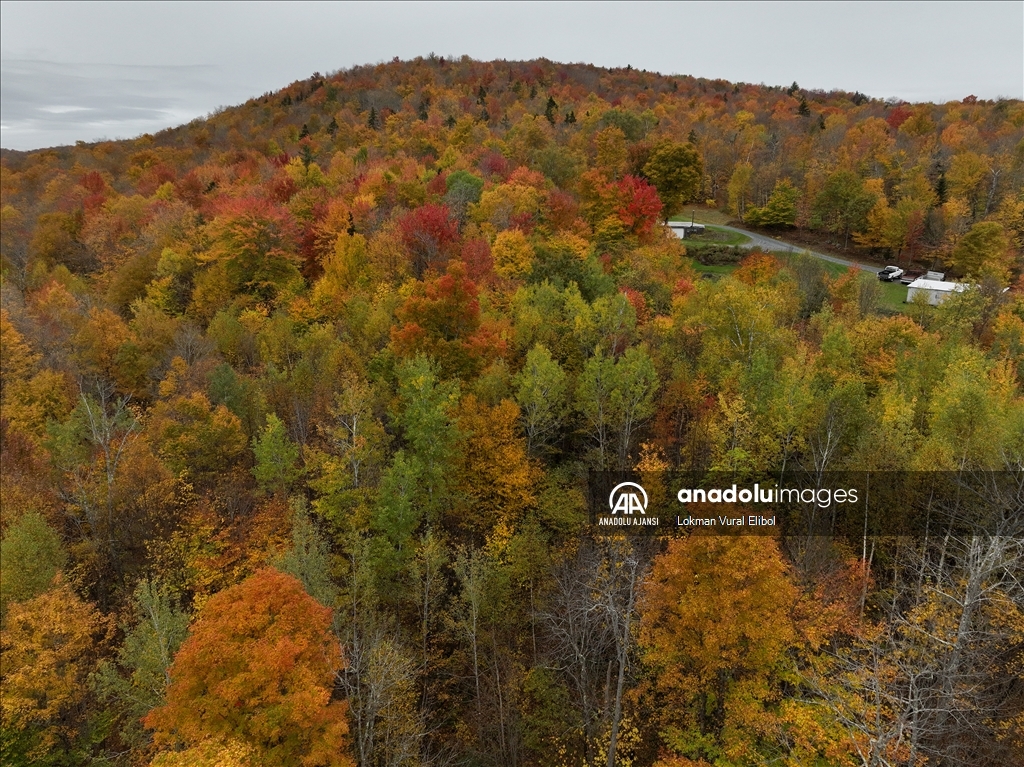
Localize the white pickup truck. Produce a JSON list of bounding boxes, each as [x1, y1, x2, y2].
[[877, 265, 905, 282]]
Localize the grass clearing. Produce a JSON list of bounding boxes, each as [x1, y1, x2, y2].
[[876, 280, 908, 313], [690, 260, 736, 277], [680, 225, 751, 248], [670, 206, 734, 225], [772, 251, 849, 279]]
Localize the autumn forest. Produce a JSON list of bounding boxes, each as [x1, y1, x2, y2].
[[0, 56, 1022, 767]]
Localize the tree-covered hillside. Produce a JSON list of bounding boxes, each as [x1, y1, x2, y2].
[[1, 57, 1022, 767]]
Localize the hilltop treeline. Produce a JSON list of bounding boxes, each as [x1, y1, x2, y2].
[[1, 57, 1022, 766]]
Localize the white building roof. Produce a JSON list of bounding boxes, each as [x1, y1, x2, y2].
[[907, 278, 968, 293]]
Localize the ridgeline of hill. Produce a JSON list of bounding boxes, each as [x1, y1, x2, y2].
[[3, 56, 1022, 277]]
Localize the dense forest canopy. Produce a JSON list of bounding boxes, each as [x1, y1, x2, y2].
[[1, 56, 1022, 767]]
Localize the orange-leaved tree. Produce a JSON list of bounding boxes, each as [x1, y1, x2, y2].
[[145, 568, 352, 766], [390, 262, 505, 379], [448, 395, 539, 544], [198, 197, 302, 306]]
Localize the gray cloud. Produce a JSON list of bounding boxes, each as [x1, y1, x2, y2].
[[0, 59, 245, 148]]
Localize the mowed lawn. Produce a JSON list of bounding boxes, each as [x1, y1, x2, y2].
[[679, 225, 751, 248], [876, 279, 910, 313]]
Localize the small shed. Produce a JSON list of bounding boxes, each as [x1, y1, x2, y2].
[[668, 222, 705, 238], [906, 278, 969, 306]]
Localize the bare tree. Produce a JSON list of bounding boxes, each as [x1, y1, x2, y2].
[[542, 542, 613, 762], [50, 382, 140, 577], [596, 539, 644, 767], [338, 541, 423, 767], [340, 623, 422, 767], [540, 537, 652, 766]]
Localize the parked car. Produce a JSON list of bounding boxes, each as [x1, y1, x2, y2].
[[878, 265, 904, 282]]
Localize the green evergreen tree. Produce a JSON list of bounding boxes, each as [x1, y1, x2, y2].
[[545, 96, 559, 126]]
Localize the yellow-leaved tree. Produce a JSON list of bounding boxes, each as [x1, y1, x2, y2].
[[491, 229, 535, 280], [640, 536, 801, 766], [0, 579, 110, 762]]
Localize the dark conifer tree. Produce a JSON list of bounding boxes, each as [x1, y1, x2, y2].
[[545, 96, 558, 125]]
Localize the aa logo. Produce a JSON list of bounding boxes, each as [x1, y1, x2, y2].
[[608, 482, 648, 515]]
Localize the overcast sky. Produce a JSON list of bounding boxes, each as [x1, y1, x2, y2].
[[2, 1, 1021, 151]]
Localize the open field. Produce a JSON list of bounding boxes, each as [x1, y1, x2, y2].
[[690, 261, 736, 277], [876, 279, 910, 313], [678, 224, 751, 248]]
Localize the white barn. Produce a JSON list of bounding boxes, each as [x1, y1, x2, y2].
[[906, 277, 969, 306], [668, 222, 705, 238]]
